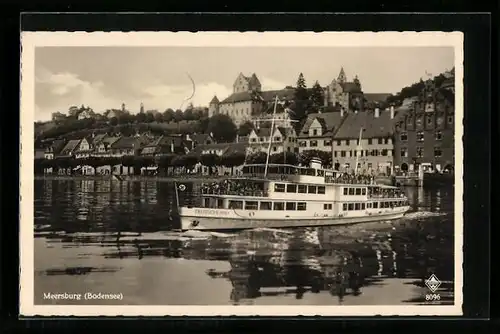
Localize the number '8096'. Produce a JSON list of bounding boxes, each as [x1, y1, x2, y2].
[[425, 294, 441, 301]]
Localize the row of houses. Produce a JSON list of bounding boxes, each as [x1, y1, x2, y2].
[[37, 70, 454, 177]]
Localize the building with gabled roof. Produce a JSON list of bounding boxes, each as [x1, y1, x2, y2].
[[323, 68, 365, 113], [58, 139, 81, 157], [208, 73, 296, 126], [247, 125, 298, 155], [44, 139, 67, 159]]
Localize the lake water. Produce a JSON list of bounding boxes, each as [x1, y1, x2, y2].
[[33, 179, 455, 306]]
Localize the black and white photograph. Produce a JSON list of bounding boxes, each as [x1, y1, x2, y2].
[[20, 32, 463, 316]]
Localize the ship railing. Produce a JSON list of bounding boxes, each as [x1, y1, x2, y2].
[[367, 193, 406, 199], [200, 189, 269, 197], [325, 176, 375, 185]]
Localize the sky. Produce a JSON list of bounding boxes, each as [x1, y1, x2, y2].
[[34, 46, 454, 121]]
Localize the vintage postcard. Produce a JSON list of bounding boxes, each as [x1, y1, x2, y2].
[[20, 31, 463, 316]]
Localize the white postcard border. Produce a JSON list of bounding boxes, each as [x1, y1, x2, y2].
[[20, 31, 464, 317]]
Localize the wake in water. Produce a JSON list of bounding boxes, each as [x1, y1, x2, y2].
[[34, 210, 448, 244]]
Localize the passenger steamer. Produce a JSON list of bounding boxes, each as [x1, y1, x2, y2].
[[176, 96, 410, 231]]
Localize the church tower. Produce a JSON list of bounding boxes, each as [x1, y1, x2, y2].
[[337, 67, 347, 83]]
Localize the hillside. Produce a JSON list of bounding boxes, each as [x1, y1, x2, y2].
[[35, 118, 207, 148]]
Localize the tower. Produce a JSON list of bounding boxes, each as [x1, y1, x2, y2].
[[208, 95, 220, 117], [337, 67, 347, 83], [140, 102, 144, 114]]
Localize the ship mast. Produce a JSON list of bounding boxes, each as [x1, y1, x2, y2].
[[264, 95, 279, 177], [354, 127, 364, 175]]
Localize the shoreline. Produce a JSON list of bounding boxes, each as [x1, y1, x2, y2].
[[34, 174, 227, 182]]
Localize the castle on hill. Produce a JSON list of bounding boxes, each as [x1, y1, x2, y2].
[[208, 68, 373, 127]]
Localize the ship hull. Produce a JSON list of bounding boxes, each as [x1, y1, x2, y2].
[[179, 207, 409, 231]]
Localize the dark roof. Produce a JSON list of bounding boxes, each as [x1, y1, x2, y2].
[[364, 93, 392, 102], [259, 89, 295, 102], [220, 91, 256, 104], [334, 110, 395, 139], [220, 88, 295, 104], [210, 96, 219, 104], [252, 126, 293, 139], [91, 133, 107, 145], [111, 136, 141, 149], [46, 139, 67, 154], [59, 139, 81, 155], [140, 138, 185, 155], [254, 127, 272, 137], [299, 112, 344, 138], [191, 133, 213, 144], [194, 142, 248, 156], [248, 73, 261, 87], [392, 97, 419, 124], [340, 82, 362, 93]]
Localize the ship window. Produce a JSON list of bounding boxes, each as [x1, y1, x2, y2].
[[323, 203, 332, 210], [286, 184, 297, 193], [274, 183, 285, 192], [273, 202, 285, 210], [229, 200, 243, 209], [217, 199, 224, 208], [355, 188, 362, 195], [203, 198, 210, 208], [343, 203, 348, 211], [361, 188, 366, 195], [367, 203, 372, 209], [308, 185, 317, 194], [355, 203, 361, 210], [373, 202, 378, 209], [361, 203, 365, 210], [317, 186, 326, 194], [298, 185, 307, 193], [297, 202, 307, 211], [348, 203, 354, 211], [286, 202, 296, 211], [245, 201, 258, 210], [260, 201, 272, 210], [348, 188, 355, 195], [343, 188, 348, 195]]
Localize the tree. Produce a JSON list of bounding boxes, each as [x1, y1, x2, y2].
[[200, 153, 220, 175], [293, 73, 310, 123], [310, 81, 324, 111], [299, 149, 332, 167], [206, 114, 237, 143], [163, 109, 175, 123], [174, 109, 184, 123], [154, 112, 164, 123], [184, 108, 194, 121], [246, 151, 267, 164], [238, 121, 254, 136], [136, 112, 146, 123], [171, 154, 198, 173], [295, 73, 308, 100], [269, 152, 299, 165], [109, 117, 118, 126], [194, 116, 210, 135], [145, 113, 155, 123], [221, 152, 246, 175], [155, 154, 176, 175]]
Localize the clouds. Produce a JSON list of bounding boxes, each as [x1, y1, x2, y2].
[[34, 68, 234, 121], [35, 69, 118, 120], [34, 46, 454, 121]]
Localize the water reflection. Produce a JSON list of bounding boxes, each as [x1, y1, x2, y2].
[[34, 180, 454, 305]]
